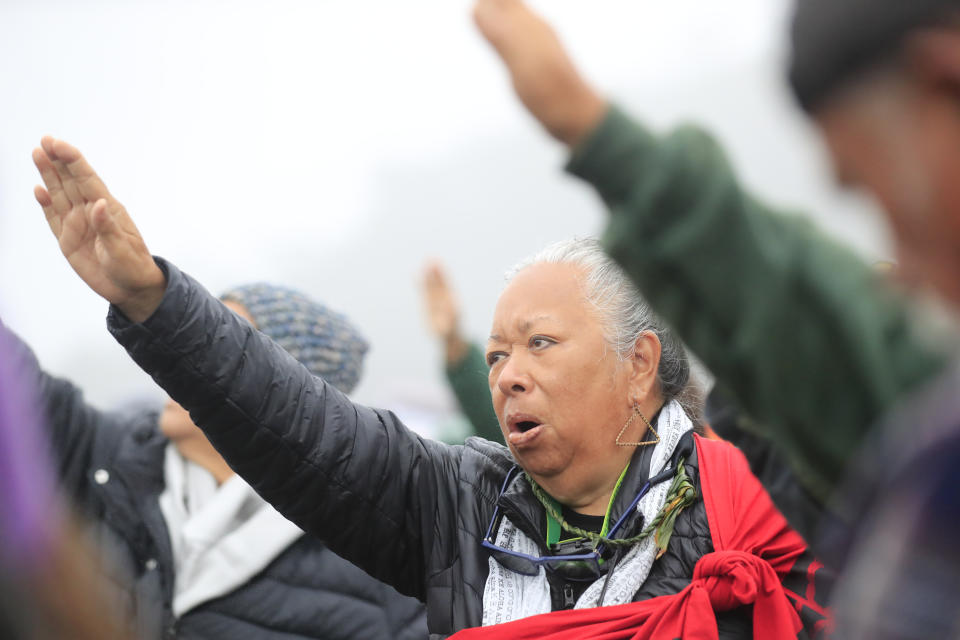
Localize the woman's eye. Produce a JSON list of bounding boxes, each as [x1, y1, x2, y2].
[[486, 352, 507, 367], [529, 336, 554, 350]]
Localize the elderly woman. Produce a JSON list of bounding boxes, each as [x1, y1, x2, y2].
[[32, 138, 829, 639]]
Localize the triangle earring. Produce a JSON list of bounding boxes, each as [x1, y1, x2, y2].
[[615, 403, 660, 447]]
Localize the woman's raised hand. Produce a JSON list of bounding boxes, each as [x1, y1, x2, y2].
[[32, 137, 166, 323], [473, 0, 607, 147]]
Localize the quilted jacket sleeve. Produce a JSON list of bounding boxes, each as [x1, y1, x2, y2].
[[107, 259, 460, 601]]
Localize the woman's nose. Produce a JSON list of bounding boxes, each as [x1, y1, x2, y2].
[[496, 354, 530, 396]]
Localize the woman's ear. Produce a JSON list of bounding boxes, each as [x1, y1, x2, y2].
[[626, 331, 661, 403]]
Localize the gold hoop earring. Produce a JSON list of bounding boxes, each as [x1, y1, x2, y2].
[[615, 404, 660, 447]]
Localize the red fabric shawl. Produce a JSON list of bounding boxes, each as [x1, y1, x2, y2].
[[451, 434, 828, 640]]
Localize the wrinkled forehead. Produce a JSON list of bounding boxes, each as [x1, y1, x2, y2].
[[490, 263, 595, 338]]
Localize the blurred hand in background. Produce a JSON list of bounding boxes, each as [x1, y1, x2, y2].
[[422, 261, 469, 366], [473, 0, 606, 147]]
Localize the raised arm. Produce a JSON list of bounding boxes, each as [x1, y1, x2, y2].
[[445, 342, 502, 443], [32, 138, 458, 599], [421, 262, 501, 442], [474, 0, 946, 500]]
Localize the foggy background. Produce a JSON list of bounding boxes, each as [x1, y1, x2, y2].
[[0, 0, 889, 435]]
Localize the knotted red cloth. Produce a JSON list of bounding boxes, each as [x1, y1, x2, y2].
[[451, 435, 825, 640]]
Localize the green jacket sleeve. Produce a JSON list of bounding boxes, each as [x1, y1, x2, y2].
[[445, 342, 502, 443], [567, 105, 947, 500]]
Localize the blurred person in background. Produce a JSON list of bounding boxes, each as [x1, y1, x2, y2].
[[421, 261, 500, 441], [2, 284, 426, 640], [28, 127, 832, 639], [704, 261, 905, 547], [475, 0, 960, 636], [790, 0, 960, 636], [0, 322, 128, 640]]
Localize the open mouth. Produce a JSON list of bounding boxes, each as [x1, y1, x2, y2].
[[506, 414, 545, 447], [516, 420, 540, 433]]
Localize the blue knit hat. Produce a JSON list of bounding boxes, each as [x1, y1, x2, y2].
[[220, 284, 369, 394]]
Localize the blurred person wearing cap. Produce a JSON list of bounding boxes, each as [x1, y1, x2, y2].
[[472, 0, 960, 636], [789, 2, 960, 637], [2, 287, 426, 640]]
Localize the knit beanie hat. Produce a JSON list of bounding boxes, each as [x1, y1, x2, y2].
[[220, 284, 369, 394], [789, 0, 959, 112]]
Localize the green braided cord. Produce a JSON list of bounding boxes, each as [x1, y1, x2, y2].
[[525, 457, 698, 551], [648, 462, 698, 559]]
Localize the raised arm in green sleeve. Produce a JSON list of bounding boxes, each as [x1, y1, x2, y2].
[[568, 105, 947, 500], [445, 341, 502, 443]]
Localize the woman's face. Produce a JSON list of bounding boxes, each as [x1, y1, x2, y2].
[[486, 262, 643, 490]]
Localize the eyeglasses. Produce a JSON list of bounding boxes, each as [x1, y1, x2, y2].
[[481, 465, 657, 581]]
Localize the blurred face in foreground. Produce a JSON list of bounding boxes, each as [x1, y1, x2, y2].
[[159, 300, 256, 441], [486, 262, 661, 512], [816, 29, 960, 306]]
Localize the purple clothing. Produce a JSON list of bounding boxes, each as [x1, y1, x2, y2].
[[830, 356, 960, 639], [0, 322, 57, 569]]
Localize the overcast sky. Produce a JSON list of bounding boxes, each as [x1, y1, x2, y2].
[[0, 0, 890, 431]]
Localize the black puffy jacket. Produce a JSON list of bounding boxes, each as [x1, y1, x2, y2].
[[109, 260, 827, 639], [5, 325, 427, 640]]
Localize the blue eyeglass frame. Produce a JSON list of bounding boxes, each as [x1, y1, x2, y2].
[[480, 464, 661, 577]]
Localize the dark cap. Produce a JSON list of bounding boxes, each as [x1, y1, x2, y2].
[[789, 0, 959, 112]]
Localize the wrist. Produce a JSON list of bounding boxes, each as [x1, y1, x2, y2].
[[444, 333, 470, 367], [117, 266, 167, 324], [551, 88, 607, 148]]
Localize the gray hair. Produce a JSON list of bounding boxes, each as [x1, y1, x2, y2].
[[507, 237, 703, 423]]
